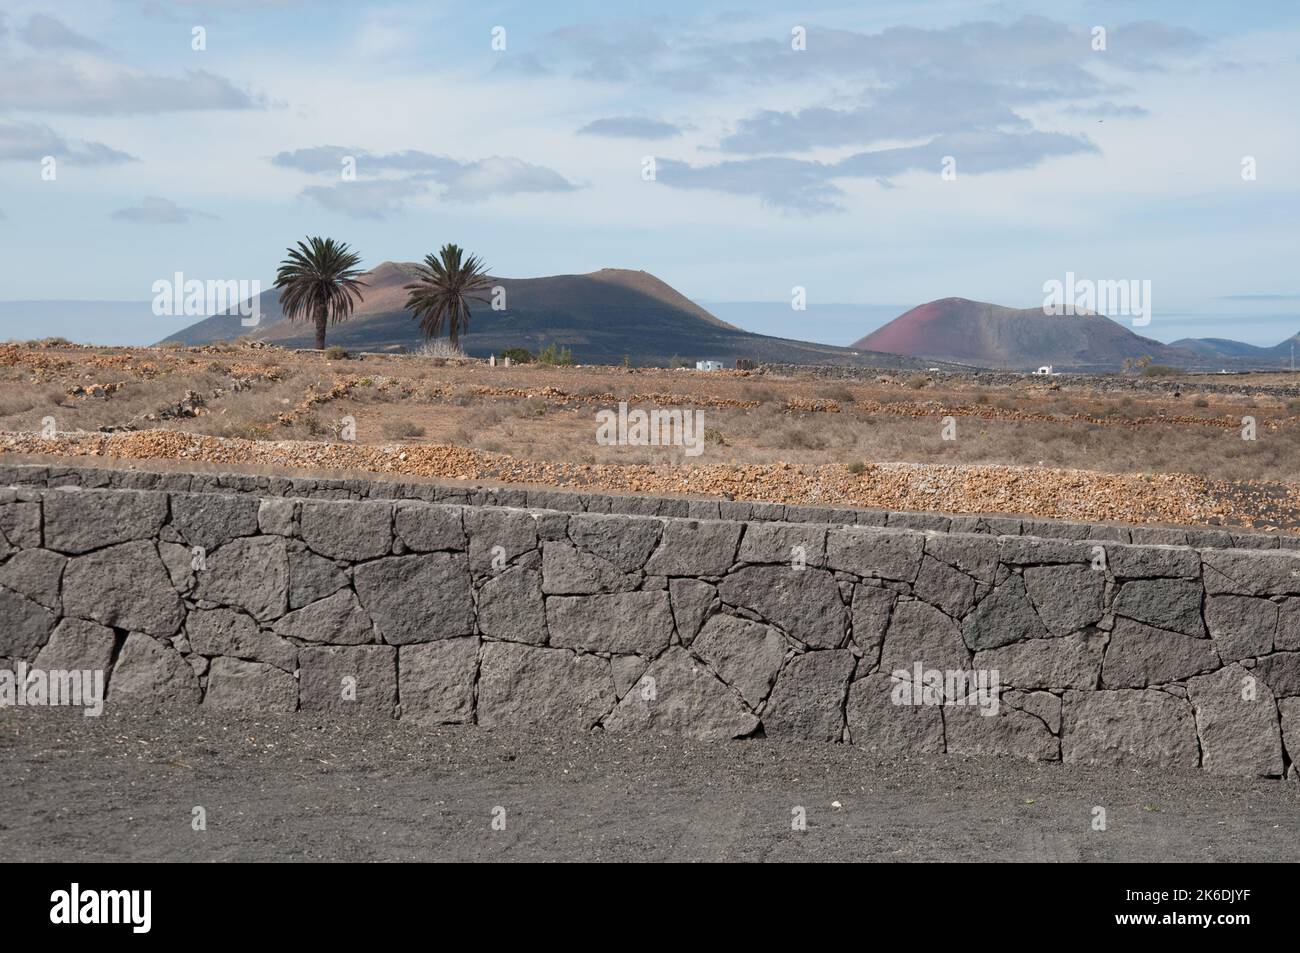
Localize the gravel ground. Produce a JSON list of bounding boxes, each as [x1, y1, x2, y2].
[[6, 431, 1300, 530], [2, 709, 1297, 863]]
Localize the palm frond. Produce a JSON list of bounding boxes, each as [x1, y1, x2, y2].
[[403, 243, 492, 345], [272, 237, 368, 340]]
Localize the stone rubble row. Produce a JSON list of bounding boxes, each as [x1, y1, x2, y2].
[[2, 462, 1295, 552], [1, 481, 1298, 780]]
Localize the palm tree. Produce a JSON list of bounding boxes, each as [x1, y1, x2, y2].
[[273, 237, 367, 350], [403, 244, 492, 346]]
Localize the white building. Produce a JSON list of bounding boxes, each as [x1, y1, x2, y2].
[[696, 360, 725, 371]]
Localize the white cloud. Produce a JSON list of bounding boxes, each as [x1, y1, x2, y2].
[[110, 196, 217, 224], [274, 146, 578, 214], [0, 119, 135, 164], [577, 116, 682, 139], [20, 14, 104, 51], [0, 55, 263, 114]]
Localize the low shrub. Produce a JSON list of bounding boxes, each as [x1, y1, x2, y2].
[[384, 420, 426, 439], [498, 347, 534, 364], [537, 343, 573, 366]]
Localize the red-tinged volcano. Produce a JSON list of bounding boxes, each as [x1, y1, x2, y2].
[[852, 297, 1192, 371]]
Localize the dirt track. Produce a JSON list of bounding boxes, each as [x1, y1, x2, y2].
[[2, 710, 1297, 862]]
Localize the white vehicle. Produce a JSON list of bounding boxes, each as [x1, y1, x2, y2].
[[1033, 365, 1054, 376]]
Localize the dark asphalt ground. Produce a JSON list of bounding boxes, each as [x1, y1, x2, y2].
[[2, 709, 1297, 862]]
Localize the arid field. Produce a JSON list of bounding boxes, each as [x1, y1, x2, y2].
[[4, 340, 1300, 530]]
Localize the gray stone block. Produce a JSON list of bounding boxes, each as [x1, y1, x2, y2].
[[298, 644, 397, 714], [604, 646, 757, 741], [1279, 599, 1300, 652], [913, 554, 978, 619], [547, 591, 674, 655], [257, 498, 297, 536], [158, 541, 196, 595], [64, 541, 184, 637], [644, 519, 743, 576], [880, 600, 970, 678], [1205, 595, 1277, 662], [109, 633, 201, 707], [33, 618, 116, 673], [716, 501, 753, 522], [273, 589, 375, 645], [186, 607, 296, 672], [1102, 618, 1220, 688], [974, 630, 1105, 691], [1252, 652, 1300, 698], [737, 522, 826, 567], [611, 655, 649, 699], [1005, 688, 1062, 735], [924, 533, 999, 584], [691, 614, 787, 708], [685, 500, 722, 521], [477, 567, 548, 645], [761, 650, 855, 742], [394, 502, 465, 552], [398, 638, 478, 724], [825, 527, 924, 582], [1187, 663, 1284, 777], [204, 657, 297, 712], [944, 702, 1059, 761], [1113, 578, 1206, 637], [668, 578, 717, 644], [846, 672, 944, 754], [465, 508, 538, 574], [1202, 549, 1300, 597], [0, 548, 65, 610], [287, 542, 348, 609], [1130, 526, 1192, 546], [567, 513, 661, 573], [541, 542, 632, 594], [477, 642, 614, 730], [887, 511, 950, 533], [1022, 519, 1092, 541], [999, 535, 1098, 565], [717, 565, 847, 649], [850, 584, 895, 666], [300, 499, 393, 561], [353, 554, 474, 644], [194, 536, 289, 623], [961, 575, 1050, 651], [1061, 689, 1199, 769], [1106, 543, 1201, 579], [1023, 563, 1105, 636], [43, 488, 167, 554], [170, 492, 260, 550]]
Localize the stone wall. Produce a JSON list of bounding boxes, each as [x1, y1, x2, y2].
[[2, 477, 1297, 780], [2, 462, 1296, 551]]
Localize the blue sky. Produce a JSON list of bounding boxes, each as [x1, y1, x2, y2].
[[1, 0, 1297, 345]]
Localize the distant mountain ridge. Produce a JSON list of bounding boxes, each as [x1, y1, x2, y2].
[[157, 274, 1299, 372], [159, 263, 943, 369], [851, 297, 1297, 371], [1169, 332, 1300, 366]]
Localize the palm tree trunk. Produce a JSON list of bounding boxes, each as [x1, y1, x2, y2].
[[314, 305, 327, 350]]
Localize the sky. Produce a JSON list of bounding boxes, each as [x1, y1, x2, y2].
[[0, 0, 1297, 346]]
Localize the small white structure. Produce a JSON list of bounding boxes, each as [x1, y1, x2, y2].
[[696, 360, 725, 371], [1033, 365, 1054, 376]]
